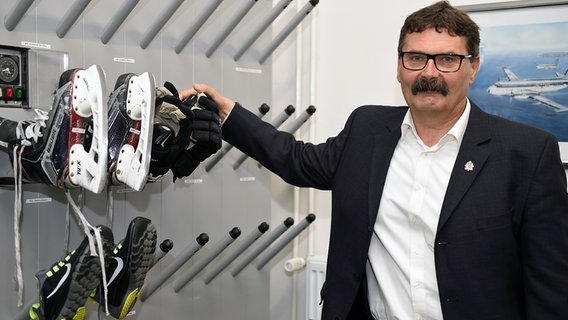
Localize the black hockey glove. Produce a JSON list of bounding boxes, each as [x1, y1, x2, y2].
[[170, 94, 222, 181], [147, 82, 194, 182]]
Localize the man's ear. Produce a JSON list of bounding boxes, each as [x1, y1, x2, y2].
[[469, 55, 481, 84]]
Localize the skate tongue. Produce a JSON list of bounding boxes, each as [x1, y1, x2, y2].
[[15, 109, 49, 145]]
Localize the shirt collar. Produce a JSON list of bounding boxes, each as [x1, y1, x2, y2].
[[401, 99, 471, 147]]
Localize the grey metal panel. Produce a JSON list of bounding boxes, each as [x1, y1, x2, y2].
[[0, 0, 311, 318]]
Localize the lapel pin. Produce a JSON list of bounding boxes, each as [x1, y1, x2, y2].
[[464, 161, 474, 172]]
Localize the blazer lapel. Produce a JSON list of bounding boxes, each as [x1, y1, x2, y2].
[[368, 115, 403, 226], [437, 105, 491, 232]]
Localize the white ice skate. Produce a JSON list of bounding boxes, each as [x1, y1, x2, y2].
[[66, 65, 108, 193], [107, 72, 156, 191]]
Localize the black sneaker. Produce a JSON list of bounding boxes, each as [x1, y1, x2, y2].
[[29, 225, 114, 320], [92, 216, 157, 319]]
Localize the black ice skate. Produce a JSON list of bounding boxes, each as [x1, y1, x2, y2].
[[107, 72, 155, 191], [0, 65, 108, 194]]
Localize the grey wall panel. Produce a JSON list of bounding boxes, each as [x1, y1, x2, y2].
[[0, 0, 291, 319]]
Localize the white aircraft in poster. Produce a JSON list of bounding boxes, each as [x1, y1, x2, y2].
[[487, 67, 568, 112], [536, 59, 559, 70]]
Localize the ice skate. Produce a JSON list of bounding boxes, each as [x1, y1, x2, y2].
[[107, 72, 155, 191], [0, 65, 108, 194]]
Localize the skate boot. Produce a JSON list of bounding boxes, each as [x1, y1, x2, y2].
[[107, 72, 155, 191], [29, 225, 114, 320], [90, 217, 157, 319], [0, 65, 108, 194]]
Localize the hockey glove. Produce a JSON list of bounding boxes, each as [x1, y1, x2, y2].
[[170, 94, 222, 181], [147, 82, 194, 182]]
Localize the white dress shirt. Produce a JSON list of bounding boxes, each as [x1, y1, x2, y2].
[[367, 101, 471, 320]]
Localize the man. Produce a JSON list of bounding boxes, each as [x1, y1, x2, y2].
[[182, 1, 568, 319]]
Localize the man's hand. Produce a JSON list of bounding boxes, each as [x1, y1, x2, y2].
[[179, 84, 235, 121]]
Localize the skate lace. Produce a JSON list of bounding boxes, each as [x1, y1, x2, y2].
[[13, 109, 49, 307], [15, 109, 49, 146], [13, 144, 24, 307]]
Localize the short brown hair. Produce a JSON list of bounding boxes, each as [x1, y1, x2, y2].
[[398, 1, 480, 57]]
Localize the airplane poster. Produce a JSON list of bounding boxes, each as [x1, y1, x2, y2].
[[468, 21, 568, 142]]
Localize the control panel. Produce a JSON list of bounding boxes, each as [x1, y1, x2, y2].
[[0, 45, 28, 108]]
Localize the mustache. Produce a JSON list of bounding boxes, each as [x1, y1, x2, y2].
[[411, 78, 449, 96]]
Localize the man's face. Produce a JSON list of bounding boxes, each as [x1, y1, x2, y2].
[[397, 28, 480, 118]]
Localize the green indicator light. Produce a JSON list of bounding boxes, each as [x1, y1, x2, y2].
[[15, 88, 23, 99]]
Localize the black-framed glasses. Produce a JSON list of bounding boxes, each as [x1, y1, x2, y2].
[[400, 52, 473, 73]]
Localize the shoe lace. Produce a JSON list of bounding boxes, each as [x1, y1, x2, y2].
[[65, 190, 110, 316], [12, 109, 49, 308]]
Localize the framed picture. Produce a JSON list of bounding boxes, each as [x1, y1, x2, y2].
[[460, 0, 568, 163]]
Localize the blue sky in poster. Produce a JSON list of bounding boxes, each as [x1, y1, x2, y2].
[[469, 22, 568, 141], [480, 22, 568, 53]]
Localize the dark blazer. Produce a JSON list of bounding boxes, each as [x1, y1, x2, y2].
[[222, 102, 568, 320]]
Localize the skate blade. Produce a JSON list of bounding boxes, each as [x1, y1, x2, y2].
[[68, 65, 108, 193], [114, 72, 156, 191]]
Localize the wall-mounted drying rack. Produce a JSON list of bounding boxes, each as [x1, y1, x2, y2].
[[255, 213, 315, 269], [100, 0, 141, 44], [204, 103, 270, 172], [233, 0, 293, 61], [140, 0, 185, 49], [174, 0, 224, 54], [173, 227, 241, 292], [4, 0, 35, 31], [140, 233, 209, 301], [205, 0, 259, 57], [108, 215, 312, 302], [233, 104, 316, 170], [231, 217, 294, 276], [203, 222, 269, 284], [233, 104, 296, 170], [56, 0, 93, 38], [4, 0, 320, 64], [258, 0, 318, 64]]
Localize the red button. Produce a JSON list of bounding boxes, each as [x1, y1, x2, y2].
[[5, 87, 13, 99]]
